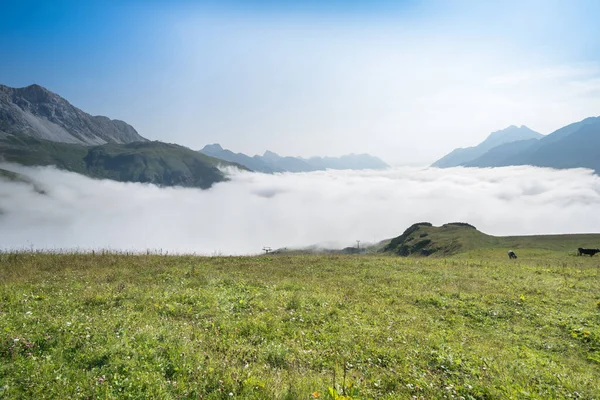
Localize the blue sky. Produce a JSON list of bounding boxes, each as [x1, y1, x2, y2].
[[1, 0, 600, 164]]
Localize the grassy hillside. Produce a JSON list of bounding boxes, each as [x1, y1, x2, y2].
[[382, 222, 600, 257], [0, 134, 247, 189], [1, 252, 599, 399]]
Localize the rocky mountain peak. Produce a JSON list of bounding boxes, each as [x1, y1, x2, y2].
[[0, 83, 147, 145], [201, 143, 224, 153]]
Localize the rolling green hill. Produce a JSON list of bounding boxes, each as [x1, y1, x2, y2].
[[0, 134, 247, 189], [381, 222, 600, 256]]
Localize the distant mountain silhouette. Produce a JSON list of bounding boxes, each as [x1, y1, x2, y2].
[[464, 139, 540, 168], [0, 84, 147, 144], [200, 144, 282, 173], [303, 154, 390, 171], [432, 117, 600, 174], [469, 116, 600, 172], [261, 150, 317, 172], [432, 125, 543, 168], [199, 144, 389, 173]]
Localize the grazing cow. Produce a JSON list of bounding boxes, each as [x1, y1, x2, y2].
[[578, 247, 600, 256], [508, 250, 517, 259]]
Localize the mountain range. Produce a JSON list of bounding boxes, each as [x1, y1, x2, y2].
[[432, 125, 543, 168], [0, 84, 244, 188], [433, 117, 600, 173], [200, 144, 389, 173], [0, 83, 388, 188], [3, 83, 598, 188]]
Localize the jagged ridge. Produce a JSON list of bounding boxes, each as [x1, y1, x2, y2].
[[0, 84, 147, 145]]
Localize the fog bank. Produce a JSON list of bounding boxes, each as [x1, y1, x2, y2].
[[1, 164, 600, 254]]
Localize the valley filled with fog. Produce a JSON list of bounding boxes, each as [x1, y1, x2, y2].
[[1, 164, 600, 254]]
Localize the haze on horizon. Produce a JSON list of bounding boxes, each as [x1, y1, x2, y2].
[[1, 0, 600, 165], [2, 164, 600, 254]]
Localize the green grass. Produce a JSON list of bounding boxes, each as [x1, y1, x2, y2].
[[382, 223, 600, 256], [1, 251, 599, 399]]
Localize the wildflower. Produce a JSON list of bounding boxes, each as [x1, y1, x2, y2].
[[312, 392, 320, 398]]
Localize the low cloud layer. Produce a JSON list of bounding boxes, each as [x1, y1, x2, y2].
[[1, 164, 600, 254]]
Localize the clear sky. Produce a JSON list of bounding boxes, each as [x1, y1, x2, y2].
[[1, 0, 600, 165]]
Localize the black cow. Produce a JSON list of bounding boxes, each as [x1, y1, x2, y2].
[[578, 247, 600, 256], [508, 250, 517, 259]]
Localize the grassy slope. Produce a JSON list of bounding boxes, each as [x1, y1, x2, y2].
[[0, 168, 46, 194], [0, 135, 246, 189], [382, 223, 600, 257], [0, 168, 27, 182], [1, 252, 599, 399]]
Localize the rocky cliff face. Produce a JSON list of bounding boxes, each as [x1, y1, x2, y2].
[[0, 84, 147, 145]]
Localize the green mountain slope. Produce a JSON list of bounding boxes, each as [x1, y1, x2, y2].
[[0, 167, 46, 194], [0, 134, 246, 189], [0, 167, 35, 185], [381, 222, 600, 256]]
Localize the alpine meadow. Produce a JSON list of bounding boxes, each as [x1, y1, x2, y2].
[[2, 251, 600, 399], [2, 0, 600, 399]]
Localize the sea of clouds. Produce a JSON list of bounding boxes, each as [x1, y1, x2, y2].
[[1, 163, 600, 254]]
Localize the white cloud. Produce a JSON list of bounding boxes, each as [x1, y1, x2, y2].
[[1, 165, 600, 254]]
